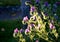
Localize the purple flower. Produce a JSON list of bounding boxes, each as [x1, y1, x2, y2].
[[20, 29, 24, 33], [44, 12, 48, 16], [49, 23, 55, 29], [30, 6, 35, 12], [14, 28, 18, 33], [27, 24, 35, 30], [31, 24, 35, 27], [35, 39, 39, 42], [35, 0, 40, 3], [25, 29, 30, 33], [23, 16, 28, 22], [44, 2, 49, 7]]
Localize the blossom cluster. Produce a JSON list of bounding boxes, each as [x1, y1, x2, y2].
[[13, 0, 59, 42]]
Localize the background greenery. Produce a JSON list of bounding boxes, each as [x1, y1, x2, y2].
[[0, 0, 21, 5], [0, 19, 22, 42]]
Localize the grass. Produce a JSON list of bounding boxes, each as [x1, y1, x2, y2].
[[0, 19, 22, 42]]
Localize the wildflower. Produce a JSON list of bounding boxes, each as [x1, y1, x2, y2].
[[49, 23, 55, 29], [31, 23, 35, 27], [27, 24, 35, 30], [35, 0, 40, 4], [35, 39, 39, 42], [14, 28, 18, 34], [44, 12, 48, 16], [25, 29, 30, 33], [30, 6, 35, 12], [20, 29, 24, 33], [23, 16, 28, 22], [44, 1, 49, 7]]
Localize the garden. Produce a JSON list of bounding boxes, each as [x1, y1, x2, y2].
[[0, 0, 60, 42]]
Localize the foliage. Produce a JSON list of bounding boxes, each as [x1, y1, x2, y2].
[[0, 0, 21, 5], [0, 19, 22, 42]]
